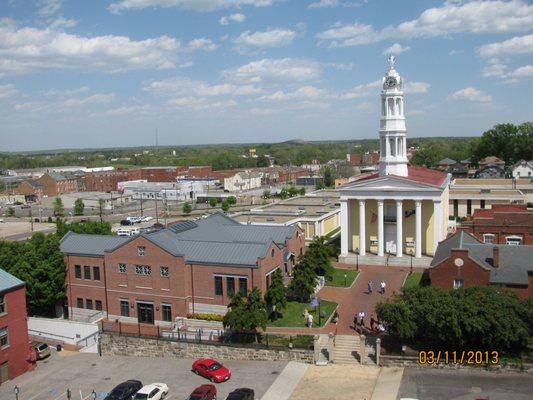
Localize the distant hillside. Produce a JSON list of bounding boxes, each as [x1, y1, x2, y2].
[[280, 139, 309, 145]]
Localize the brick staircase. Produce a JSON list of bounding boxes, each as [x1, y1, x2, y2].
[[332, 334, 375, 364]]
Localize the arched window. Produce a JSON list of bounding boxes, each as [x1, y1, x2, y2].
[[397, 98, 403, 115], [387, 98, 394, 115], [271, 249, 275, 257], [381, 98, 386, 116], [390, 138, 396, 156]]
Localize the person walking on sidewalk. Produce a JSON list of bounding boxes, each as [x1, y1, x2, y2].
[[380, 280, 386, 294], [307, 313, 314, 328], [367, 280, 373, 294]]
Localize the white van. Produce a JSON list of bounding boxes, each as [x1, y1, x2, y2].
[[117, 229, 132, 237]]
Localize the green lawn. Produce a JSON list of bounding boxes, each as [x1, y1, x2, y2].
[[267, 300, 338, 328], [403, 272, 423, 289], [326, 268, 359, 287]]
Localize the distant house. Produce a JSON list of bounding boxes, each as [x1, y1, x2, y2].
[[479, 156, 505, 167], [446, 162, 468, 178], [437, 158, 456, 170], [474, 165, 506, 179], [429, 231, 533, 298], [38, 172, 78, 196], [0, 268, 35, 385], [296, 176, 324, 186], [512, 160, 533, 180], [14, 179, 43, 202], [223, 171, 262, 192]]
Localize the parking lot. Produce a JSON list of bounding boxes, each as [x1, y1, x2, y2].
[[0, 351, 287, 400], [397, 368, 533, 400]]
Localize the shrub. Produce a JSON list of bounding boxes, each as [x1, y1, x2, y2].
[[187, 313, 224, 322]]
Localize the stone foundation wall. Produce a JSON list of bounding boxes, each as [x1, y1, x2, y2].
[[100, 333, 314, 363]]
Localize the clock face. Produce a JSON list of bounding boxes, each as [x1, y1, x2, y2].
[[385, 76, 397, 89]]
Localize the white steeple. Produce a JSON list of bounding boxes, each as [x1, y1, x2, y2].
[[378, 55, 408, 177]]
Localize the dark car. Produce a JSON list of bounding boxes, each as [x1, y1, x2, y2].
[[104, 380, 143, 400], [187, 384, 216, 400], [120, 219, 134, 226], [225, 388, 254, 400]]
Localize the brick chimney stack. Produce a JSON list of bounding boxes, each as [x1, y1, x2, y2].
[[493, 246, 499, 268]]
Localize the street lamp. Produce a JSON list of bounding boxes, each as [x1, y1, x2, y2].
[[355, 248, 359, 271], [344, 273, 347, 287], [14, 386, 20, 400]]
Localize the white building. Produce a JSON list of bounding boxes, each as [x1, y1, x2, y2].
[[224, 171, 262, 192], [118, 178, 218, 201], [338, 56, 450, 263], [512, 160, 533, 179]]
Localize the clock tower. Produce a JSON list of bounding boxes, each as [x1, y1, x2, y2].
[[379, 54, 408, 177]]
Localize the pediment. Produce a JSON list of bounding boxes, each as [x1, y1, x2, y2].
[[339, 175, 438, 192]]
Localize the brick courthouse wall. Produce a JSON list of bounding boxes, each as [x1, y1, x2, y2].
[[100, 332, 314, 363]]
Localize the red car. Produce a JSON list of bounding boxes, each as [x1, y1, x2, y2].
[[187, 384, 217, 400], [192, 358, 231, 383]]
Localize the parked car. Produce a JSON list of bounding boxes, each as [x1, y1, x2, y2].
[[133, 383, 168, 400], [225, 388, 254, 400], [120, 219, 134, 226], [104, 380, 143, 400], [192, 359, 231, 383], [31, 342, 51, 359], [127, 216, 142, 224], [187, 384, 217, 400], [141, 216, 153, 222]]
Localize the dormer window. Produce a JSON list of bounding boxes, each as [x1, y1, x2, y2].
[[137, 246, 146, 256], [483, 234, 494, 244]]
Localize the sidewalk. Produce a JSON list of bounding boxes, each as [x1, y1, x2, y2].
[[262, 361, 309, 400], [370, 367, 404, 400]]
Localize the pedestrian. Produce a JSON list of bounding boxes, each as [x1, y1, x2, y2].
[[380, 280, 386, 294], [332, 310, 339, 324], [353, 313, 358, 330], [307, 313, 314, 328], [360, 310, 365, 328], [367, 280, 373, 294], [370, 314, 376, 331]]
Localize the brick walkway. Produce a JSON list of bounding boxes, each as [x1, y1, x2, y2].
[[266, 263, 420, 336]]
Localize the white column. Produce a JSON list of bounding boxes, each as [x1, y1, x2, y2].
[[359, 200, 366, 256], [377, 200, 384, 257], [340, 199, 349, 256], [396, 200, 403, 257], [415, 200, 422, 258], [433, 200, 442, 255]]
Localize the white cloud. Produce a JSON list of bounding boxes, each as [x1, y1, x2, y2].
[[317, 0, 533, 47], [382, 43, 410, 56], [234, 29, 296, 48], [340, 79, 429, 100], [43, 86, 90, 97], [450, 87, 492, 103], [187, 38, 218, 52], [0, 20, 186, 75], [94, 105, 152, 116], [219, 13, 246, 25], [62, 93, 116, 107], [38, 0, 63, 16], [482, 63, 507, 78], [0, 84, 17, 100], [326, 62, 355, 71], [403, 81, 430, 94], [508, 65, 533, 78], [223, 58, 322, 83], [109, 0, 276, 13], [355, 102, 374, 112], [260, 86, 327, 102], [145, 76, 262, 97], [13, 91, 116, 113], [308, 0, 361, 8], [477, 34, 533, 59], [49, 17, 78, 29], [167, 97, 237, 111]]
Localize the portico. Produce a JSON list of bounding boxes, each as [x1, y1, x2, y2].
[[339, 56, 450, 261]]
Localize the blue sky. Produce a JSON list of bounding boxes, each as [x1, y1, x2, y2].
[[0, 0, 532, 151]]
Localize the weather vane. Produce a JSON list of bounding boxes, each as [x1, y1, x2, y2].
[[388, 54, 396, 70]]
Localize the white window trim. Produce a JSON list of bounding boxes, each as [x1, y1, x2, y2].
[[0, 326, 8, 349], [483, 233, 494, 244], [453, 279, 464, 290], [0, 295, 6, 316], [505, 235, 522, 245]]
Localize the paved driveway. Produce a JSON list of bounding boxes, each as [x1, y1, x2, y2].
[[397, 368, 533, 400], [0, 351, 286, 400]]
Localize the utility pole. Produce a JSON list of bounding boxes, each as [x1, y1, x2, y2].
[[155, 191, 159, 224], [29, 207, 34, 232]]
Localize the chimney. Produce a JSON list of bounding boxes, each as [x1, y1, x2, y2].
[[493, 246, 499, 268]]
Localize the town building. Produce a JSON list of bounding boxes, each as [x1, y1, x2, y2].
[[140, 167, 187, 182], [223, 171, 262, 192], [296, 176, 324, 187], [84, 169, 142, 192], [14, 180, 43, 202], [37, 172, 79, 196], [459, 204, 533, 245], [474, 165, 506, 179], [60, 213, 305, 323], [232, 191, 340, 242], [450, 179, 527, 218], [445, 162, 469, 179], [437, 158, 456, 171], [478, 156, 506, 168], [512, 160, 533, 179], [338, 56, 450, 262], [0, 268, 34, 385], [429, 231, 533, 298], [60, 192, 133, 211]]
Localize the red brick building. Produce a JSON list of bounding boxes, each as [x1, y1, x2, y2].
[[0, 269, 34, 385], [429, 231, 533, 298], [84, 169, 142, 192], [459, 204, 533, 245], [60, 214, 305, 324], [37, 172, 78, 196], [140, 167, 187, 182]]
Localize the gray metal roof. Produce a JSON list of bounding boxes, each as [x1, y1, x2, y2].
[[47, 171, 68, 181], [61, 213, 294, 267], [431, 231, 533, 286], [438, 158, 456, 165], [0, 268, 24, 293], [60, 231, 130, 256]]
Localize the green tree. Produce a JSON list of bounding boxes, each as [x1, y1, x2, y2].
[[288, 186, 300, 197], [279, 187, 289, 200], [53, 197, 64, 216], [263, 189, 271, 199], [182, 201, 192, 214], [323, 166, 336, 187], [411, 143, 444, 168], [288, 256, 317, 302], [7, 207, 15, 217], [209, 197, 217, 208], [223, 288, 268, 334], [306, 236, 334, 280], [56, 219, 112, 238], [73, 198, 85, 216], [227, 196, 237, 205], [264, 269, 287, 320], [315, 182, 326, 190], [299, 187, 306, 195], [256, 154, 270, 167], [221, 200, 230, 213]]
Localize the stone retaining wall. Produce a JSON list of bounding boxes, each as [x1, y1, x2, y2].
[[101, 333, 314, 363]]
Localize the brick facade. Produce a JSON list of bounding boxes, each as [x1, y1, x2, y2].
[[84, 169, 142, 192], [38, 173, 78, 196], [0, 284, 35, 385]]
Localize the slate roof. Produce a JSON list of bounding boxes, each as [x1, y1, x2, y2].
[[0, 268, 24, 293], [431, 231, 533, 286], [438, 158, 456, 165], [351, 165, 448, 188], [60, 213, 296, 267], [47, 171, 68, 181]]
